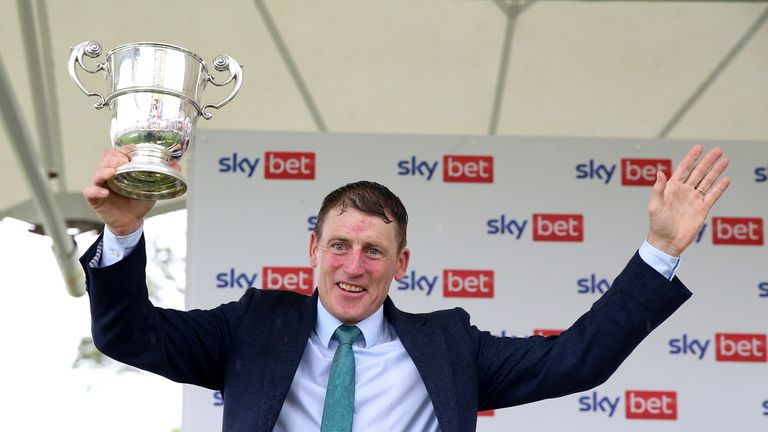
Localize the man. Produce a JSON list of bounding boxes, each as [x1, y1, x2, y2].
[[81, 144, 729, 431]]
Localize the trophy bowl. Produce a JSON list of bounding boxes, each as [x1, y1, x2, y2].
[[68, 41, 243, 200]]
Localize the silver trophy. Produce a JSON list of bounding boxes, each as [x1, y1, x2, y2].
[[68, 41, 243, 200]]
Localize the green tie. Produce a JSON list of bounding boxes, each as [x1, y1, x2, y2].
[[321, 325, 362, 432]]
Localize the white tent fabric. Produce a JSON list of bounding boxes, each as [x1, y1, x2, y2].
[[1, 0, 766, 295]]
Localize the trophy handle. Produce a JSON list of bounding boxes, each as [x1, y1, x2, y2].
[[200, 55, 243, 120], [68, 41, 107, 109]]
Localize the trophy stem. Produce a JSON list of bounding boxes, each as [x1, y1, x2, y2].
[[108, 145, 187, 201]]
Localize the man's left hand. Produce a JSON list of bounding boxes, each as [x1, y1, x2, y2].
[[646, 144, 730, 257]]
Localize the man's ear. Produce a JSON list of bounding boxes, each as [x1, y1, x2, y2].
[[394, 248, 410, 281], [309, 232, 318, 268]]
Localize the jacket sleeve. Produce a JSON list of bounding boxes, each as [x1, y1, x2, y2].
[[473, 251, 691, 410], [80, 233, 252, 390]]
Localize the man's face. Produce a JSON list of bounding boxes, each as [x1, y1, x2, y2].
[[310, 207, 409, 324]]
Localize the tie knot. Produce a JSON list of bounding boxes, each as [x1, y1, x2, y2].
[[334, 325, 361, 345]]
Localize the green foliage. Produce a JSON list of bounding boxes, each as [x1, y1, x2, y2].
[[72, 336, 106, 368]]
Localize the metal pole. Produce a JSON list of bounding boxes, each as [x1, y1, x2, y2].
[[253, 0, 327, 131], [489, 1, 535, 135], [658, 5, 768, 138], [0, 54, 85, 297], [34, 0, 64, 184], [17, 0, 63, 184]]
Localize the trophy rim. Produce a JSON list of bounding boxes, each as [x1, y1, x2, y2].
[[106, 42, 208, 70]]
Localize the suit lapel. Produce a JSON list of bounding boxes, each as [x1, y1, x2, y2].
[[385, 298, 460, 432], [261, 291, 318, 429]]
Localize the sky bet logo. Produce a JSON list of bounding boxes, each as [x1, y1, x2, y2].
[[579, 390, 677, 420], [669, 333, 767, 362], [216, 267, 314, 295], [444, 270, 494, 298], [487, 213, 583, 242], [262, 267, 314, 295], [716, 333, 767, 362], [264, 151, 314, 179], [397, 155, 493, 183], [577, 274, 611, 295], [575, 158, 672, 186], [397, 269, 494, 298], [307, 215, 318, 231], [712, 217, 763, 245], [218, 152, 260, 178], [756, 164, 767, 182], [533, 329, 563, 336], [218, 151, 315, 179], [216, 268, 258, 289]]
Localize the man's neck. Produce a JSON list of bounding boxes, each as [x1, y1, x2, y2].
[[316, 300, 385, 349]]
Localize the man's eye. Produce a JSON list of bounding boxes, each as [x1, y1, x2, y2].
[[367, 248, 381, 256], [332, 243, 345, 251]]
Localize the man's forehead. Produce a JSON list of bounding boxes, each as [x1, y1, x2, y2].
[[323, 207, 398, 238], [331, 205, 395, 224]]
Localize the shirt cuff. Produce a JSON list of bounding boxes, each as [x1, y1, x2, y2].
[[638, 239, 680, 281], [99, 224, 144, 267]]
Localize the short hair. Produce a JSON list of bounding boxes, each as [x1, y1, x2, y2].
[[314, 181, 408, 251]]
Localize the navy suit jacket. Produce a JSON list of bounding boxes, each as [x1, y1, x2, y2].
[[81, 235, 691, 431]]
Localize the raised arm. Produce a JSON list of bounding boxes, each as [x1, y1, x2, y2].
[[80, 149, 240, 389]]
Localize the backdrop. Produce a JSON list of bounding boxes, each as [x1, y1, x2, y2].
[[184, 130, 766, 431]]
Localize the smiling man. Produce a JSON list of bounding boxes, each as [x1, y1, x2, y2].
[[81, 145, 729, 432], [311, 182, 410, 325]]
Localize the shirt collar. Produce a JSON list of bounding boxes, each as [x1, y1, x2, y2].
[[316, 299, 385, 349]]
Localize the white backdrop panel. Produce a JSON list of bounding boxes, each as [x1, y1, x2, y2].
[[184, 130, 767, 431]]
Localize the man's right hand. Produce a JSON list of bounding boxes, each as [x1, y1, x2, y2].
[[82, 149, 160, 236]]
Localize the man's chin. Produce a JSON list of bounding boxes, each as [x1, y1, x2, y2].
[[330, 302, 372, 325]]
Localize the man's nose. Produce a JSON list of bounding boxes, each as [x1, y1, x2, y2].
[[343, 249, 365, 276]]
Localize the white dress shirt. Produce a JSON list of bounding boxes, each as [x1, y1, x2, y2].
[[274, 300, 439, 431]]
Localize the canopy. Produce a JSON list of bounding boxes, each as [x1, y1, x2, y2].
[[1, 0, 766, 296]]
